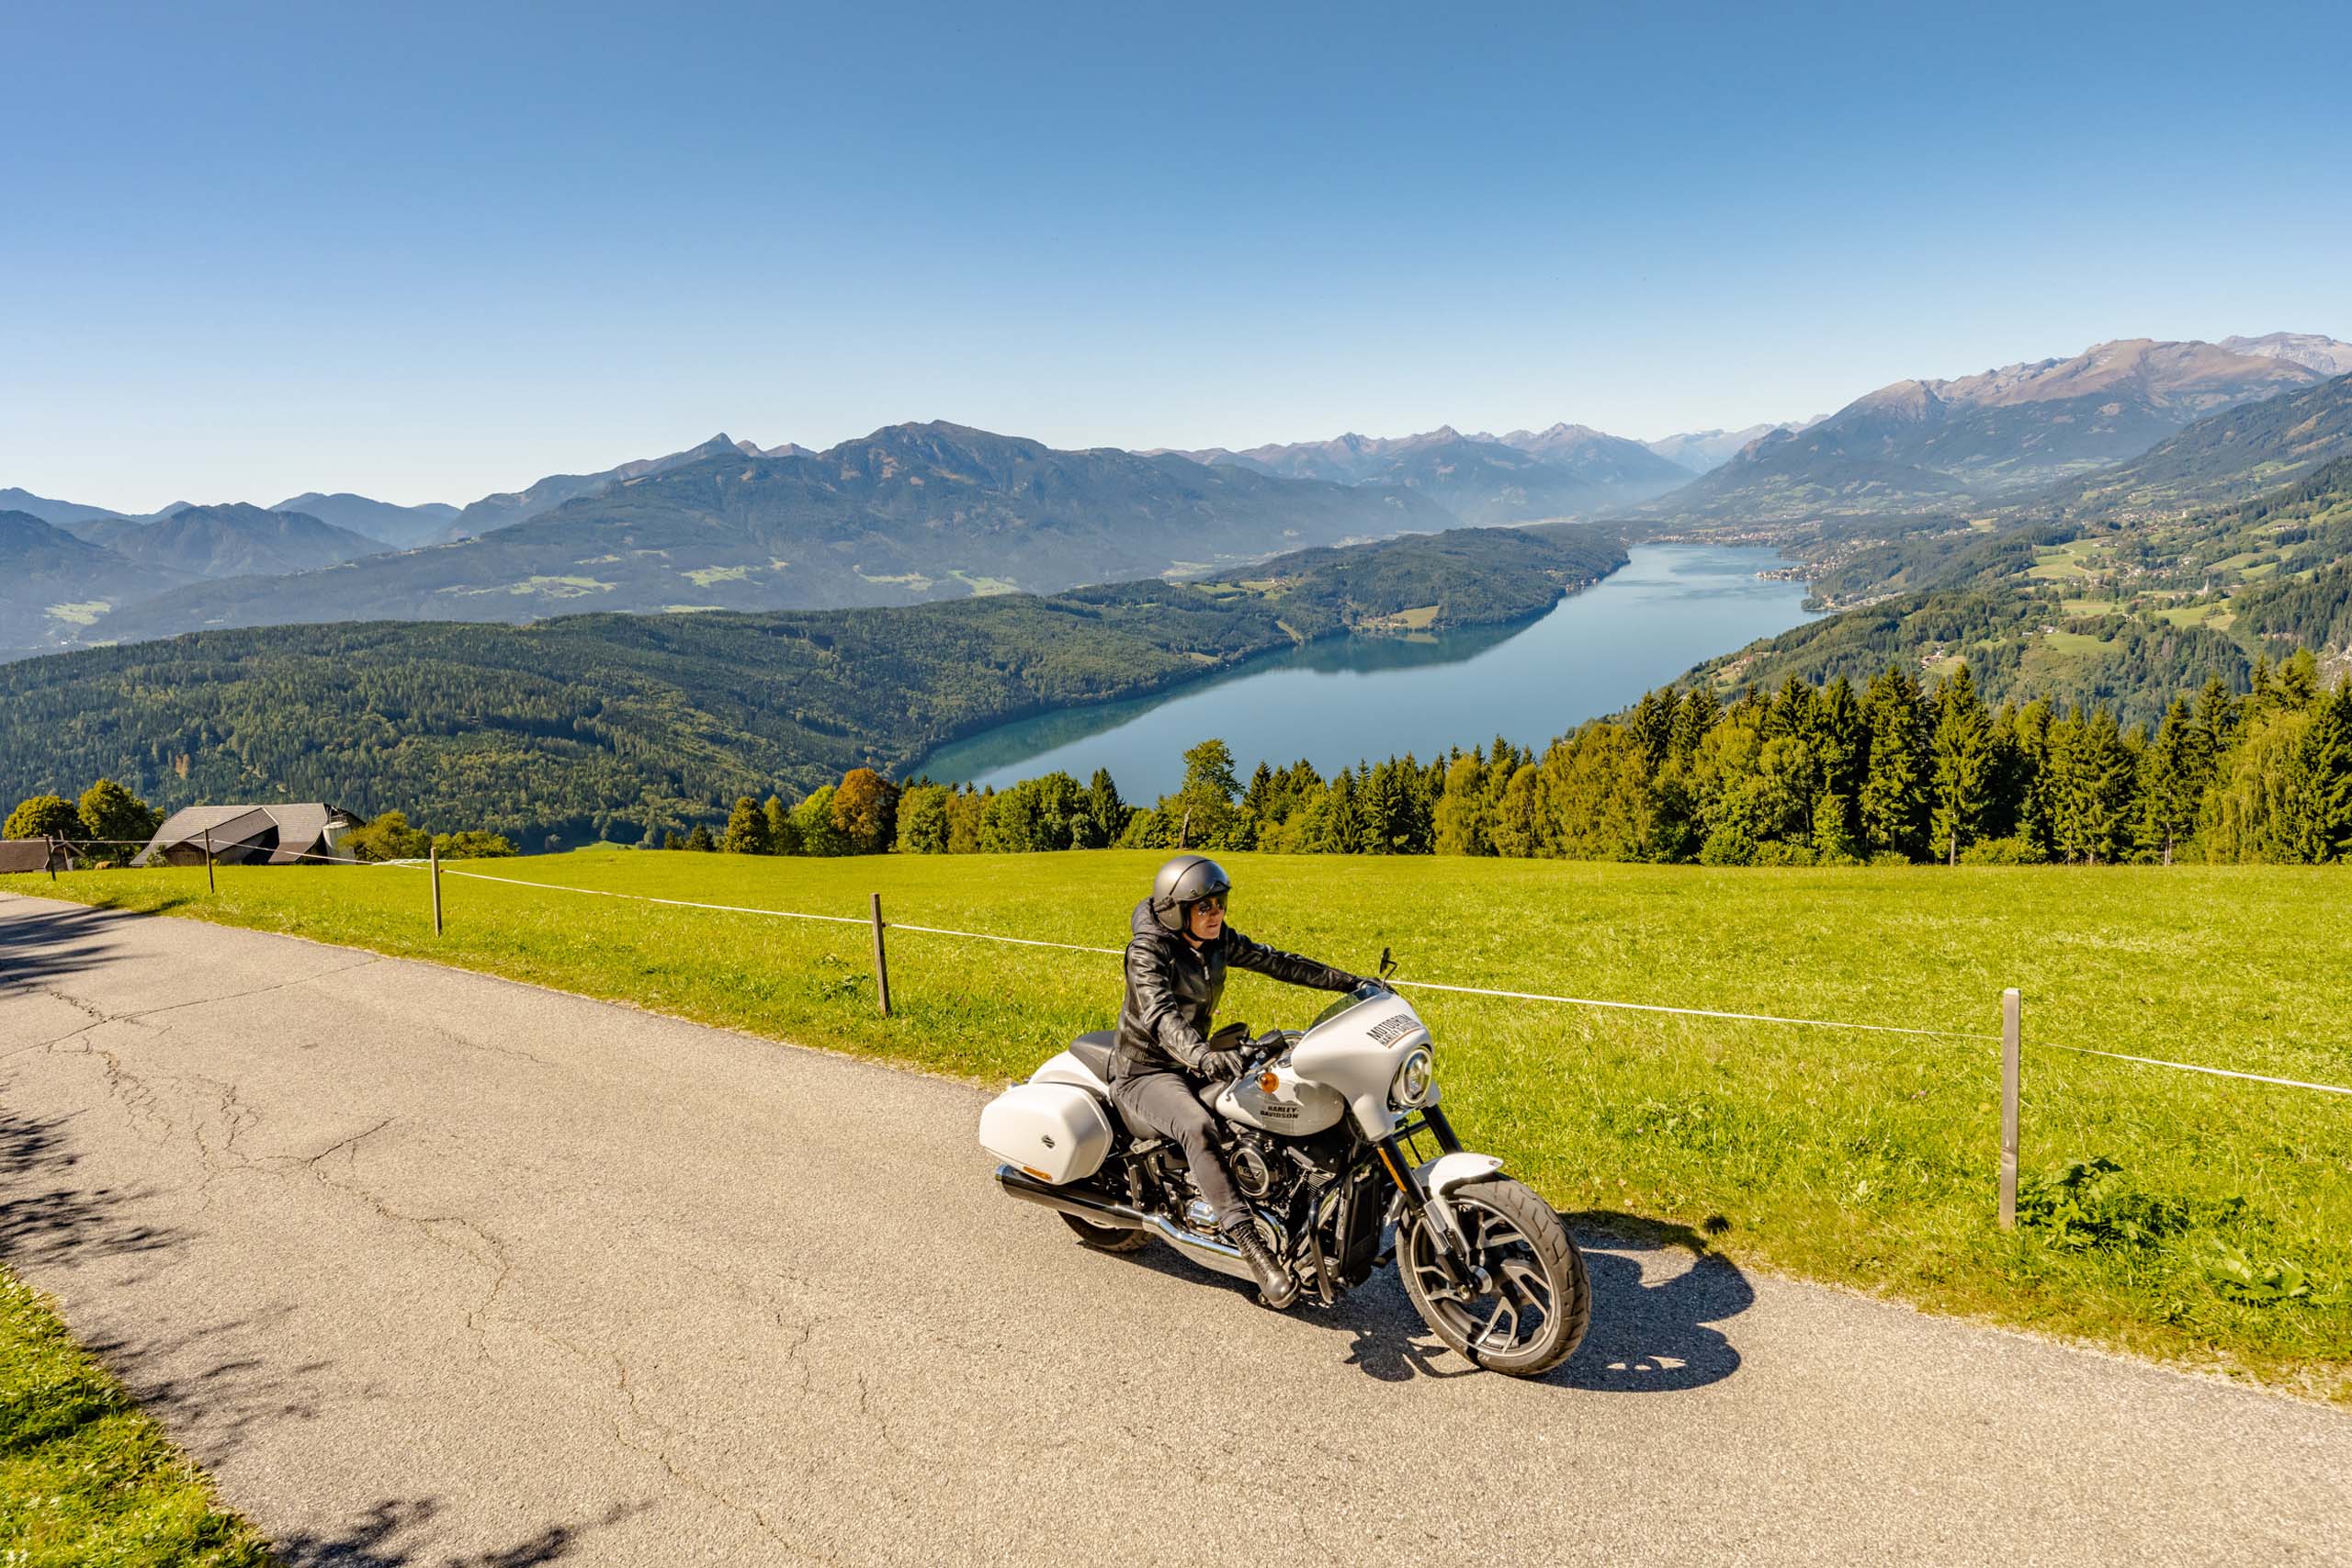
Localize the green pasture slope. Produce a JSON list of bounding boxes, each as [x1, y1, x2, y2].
[[10, 851, 2351, 1403]]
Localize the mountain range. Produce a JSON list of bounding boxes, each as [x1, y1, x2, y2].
[[1168, 423, 1690, 524], [1658, 336, 2347, 522], [8, 329, 2349, 672], [59, 424, 1458, 649]]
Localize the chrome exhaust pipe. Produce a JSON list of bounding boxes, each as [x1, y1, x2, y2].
[[992, 1165, 1261, 1284], [1140, 1213, 1257, 1284], [993, 1164, 1146, 1229]]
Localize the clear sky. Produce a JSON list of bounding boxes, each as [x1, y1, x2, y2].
[[7, 0, 2348, 511]]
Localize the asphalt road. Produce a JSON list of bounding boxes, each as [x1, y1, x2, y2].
[[3, 892, 2346, 1567]]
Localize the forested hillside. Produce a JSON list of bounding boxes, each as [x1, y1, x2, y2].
[[0, 525, 1622, 845], [1680, 375, 2352, 721], [882, 652, 2352, 867]]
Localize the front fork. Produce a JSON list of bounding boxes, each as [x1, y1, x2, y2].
[[1374, 1106, 1483, 1294]]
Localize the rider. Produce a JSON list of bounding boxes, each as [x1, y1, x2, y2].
[[1112, 854, 1364, 1308]]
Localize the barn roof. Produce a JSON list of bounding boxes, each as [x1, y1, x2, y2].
[[138, 803, 358, 865]]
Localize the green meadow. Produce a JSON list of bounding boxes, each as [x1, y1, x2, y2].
[[10, 849, 2350, 1402]]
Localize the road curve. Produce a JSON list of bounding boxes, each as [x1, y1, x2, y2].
[[2, 892, 2345, 1567]]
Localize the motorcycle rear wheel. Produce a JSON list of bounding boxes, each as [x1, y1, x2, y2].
[[1059, 1212, 1149, 1252], [1398, 1177, 1589, 1377]]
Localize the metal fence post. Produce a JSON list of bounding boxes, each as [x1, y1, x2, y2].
[[1999, 987, 2021, 1230], [430, 842, 444, 935], [203, 827, 216, 893], [870, 892, 892, 1017]]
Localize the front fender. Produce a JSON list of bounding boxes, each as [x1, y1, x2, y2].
[[1415, 1151, 1502, 1198], [1405, 1151, 1503, 1258]]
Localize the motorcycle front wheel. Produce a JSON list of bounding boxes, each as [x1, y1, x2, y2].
[[1398, 1177, 1589, 1377]]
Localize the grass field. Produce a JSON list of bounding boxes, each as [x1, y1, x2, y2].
[[8, 850, 2351, 1404], [1, 1266, 271, 1565]]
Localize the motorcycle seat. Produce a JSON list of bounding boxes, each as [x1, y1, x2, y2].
[[1068, 1032, 1118, 1082]]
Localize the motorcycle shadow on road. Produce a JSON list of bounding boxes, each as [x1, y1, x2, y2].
[[1551, 1212, 1752, 1393], [1116, 1208, 1752, 1391]]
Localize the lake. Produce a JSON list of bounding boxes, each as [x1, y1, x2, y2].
[[912, 543, 1817, 797]]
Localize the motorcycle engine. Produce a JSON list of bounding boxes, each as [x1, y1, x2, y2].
[[1228, 1130, 1280, 1200]]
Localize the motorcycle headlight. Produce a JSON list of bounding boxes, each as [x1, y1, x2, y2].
[[1392, 1047, 1434, 1108]]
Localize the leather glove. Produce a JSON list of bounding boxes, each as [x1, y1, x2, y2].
[[1201, 1048, 1250, 1081]]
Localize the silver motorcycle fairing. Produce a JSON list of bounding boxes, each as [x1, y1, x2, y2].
[[1288, 984, 1434, 1139]]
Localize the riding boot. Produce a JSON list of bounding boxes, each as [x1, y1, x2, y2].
[[1224, 1218, 1297, 1308]]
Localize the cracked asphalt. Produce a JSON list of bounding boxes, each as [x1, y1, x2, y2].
[[3, 892, 2347, 1567]]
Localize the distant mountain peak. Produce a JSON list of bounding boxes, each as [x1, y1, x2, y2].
[[2222, 332, 2352, 377]]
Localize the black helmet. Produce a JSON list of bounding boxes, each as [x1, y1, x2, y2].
[[1150, 854, 1232, 934]]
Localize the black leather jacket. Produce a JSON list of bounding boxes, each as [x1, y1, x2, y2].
[[1111, 898, 1359, 1082]]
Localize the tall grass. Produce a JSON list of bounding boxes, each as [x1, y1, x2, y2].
[[12, 850, 2349, 1401]]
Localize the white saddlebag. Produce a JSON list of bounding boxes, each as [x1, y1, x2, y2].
[[979, 1081, 1114, 1185]]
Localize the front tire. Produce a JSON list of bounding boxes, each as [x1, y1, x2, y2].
[[1398, 1178, 1589, 1377], [1059, 1212, 1148, 1252]]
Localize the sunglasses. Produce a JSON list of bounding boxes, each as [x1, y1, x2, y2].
[[1193, 896, 1227, 914]]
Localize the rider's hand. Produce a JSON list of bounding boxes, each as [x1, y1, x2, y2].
[[1201, 1048, 1250, 1080]]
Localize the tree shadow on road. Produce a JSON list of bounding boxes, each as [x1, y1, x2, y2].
[[0, 1106, 187, 1272], [272, 1496, 651, 1567], [0, 897, 183, 995]]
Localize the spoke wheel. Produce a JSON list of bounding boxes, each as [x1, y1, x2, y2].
[[1398, 1178, 1589, 1377]]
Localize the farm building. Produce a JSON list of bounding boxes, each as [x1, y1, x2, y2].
[[136, 804, 361, 867], [0, 840, 65, 874]]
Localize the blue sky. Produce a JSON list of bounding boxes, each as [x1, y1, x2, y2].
[[7, 0, 2348, 510]]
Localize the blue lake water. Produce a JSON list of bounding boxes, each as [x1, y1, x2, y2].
[[912, 543, 1818, 798]]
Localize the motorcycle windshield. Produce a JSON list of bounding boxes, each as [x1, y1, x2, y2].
[[1307, 981, 1390, 1031]]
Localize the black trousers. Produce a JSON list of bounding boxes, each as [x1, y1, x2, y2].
[[1110, 1069, 1247, 1229]]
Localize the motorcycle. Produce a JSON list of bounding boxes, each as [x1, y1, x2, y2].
[[978, 966, 1590, 1377]]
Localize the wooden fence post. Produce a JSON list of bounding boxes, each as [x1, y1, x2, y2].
[[430, 842, 444, 935], [1999, 987, 2021, 1230], [870, 892, 892, 1017], [203, 828, 216, 893], [46, 834, 58, 882]]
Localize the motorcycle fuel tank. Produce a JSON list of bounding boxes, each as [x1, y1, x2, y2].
[[1214, 1056, 1347, 1136]]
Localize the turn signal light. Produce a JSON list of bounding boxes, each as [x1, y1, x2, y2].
[[1258, 1071, 1281, 1093]]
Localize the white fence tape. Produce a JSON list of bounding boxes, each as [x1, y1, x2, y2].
[[435, 865, 868, 924], [2036, 1042, 2352, 1097], [1389, 977, 1999, 1042], [24, 850, 2352, 1097]]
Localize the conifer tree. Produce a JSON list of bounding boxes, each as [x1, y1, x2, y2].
[[2134, 699, 2205, 864], [2192, 675, 2239, 754], [1860, 667, 1927, 859], [1079, 768, 1129, 849], [720, 795, 771, 854], [1814, 677, 1863, 804], [1671, 684, 1721, 762], [2046, 709, 2134, 864], [1928, 665, 1992, 864]]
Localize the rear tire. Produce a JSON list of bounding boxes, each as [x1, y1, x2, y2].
[[1060, 1213, 1148, 1252], [1398, 1177, 1589, 1377]]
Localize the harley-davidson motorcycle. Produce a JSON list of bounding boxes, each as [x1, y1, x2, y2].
[[979, 975, 1590, 1377]]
